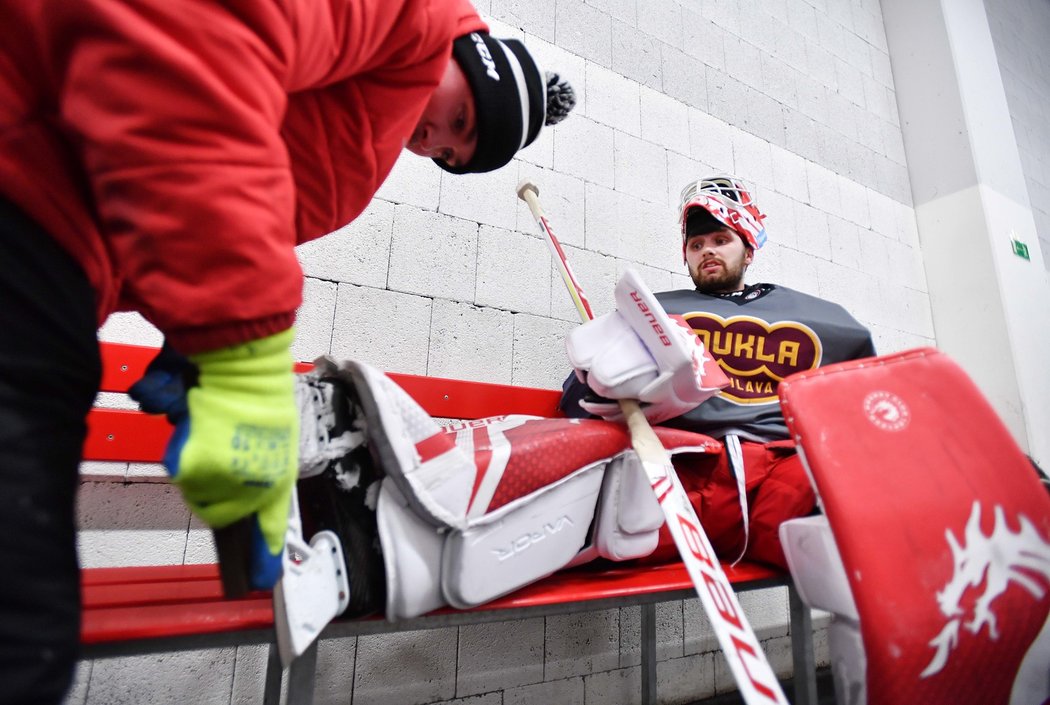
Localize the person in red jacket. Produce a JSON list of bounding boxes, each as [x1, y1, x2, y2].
[[0, 1, 574, 701]]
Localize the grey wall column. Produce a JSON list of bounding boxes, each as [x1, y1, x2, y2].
[[882, 0, 1050, 466]]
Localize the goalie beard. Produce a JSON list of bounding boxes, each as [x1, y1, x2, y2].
[[689, 246, 752, 294]]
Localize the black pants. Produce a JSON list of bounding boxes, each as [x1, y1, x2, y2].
[[0, 200, 100, 705]]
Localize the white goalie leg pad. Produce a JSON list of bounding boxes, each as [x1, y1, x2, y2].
[[440, 459, 610, 609], [592, 452, 664, 561], [376, 479, 448, 620], [311, 357, 476, 529]]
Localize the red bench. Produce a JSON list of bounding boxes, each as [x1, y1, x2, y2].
[[79, 342, 816, 705]]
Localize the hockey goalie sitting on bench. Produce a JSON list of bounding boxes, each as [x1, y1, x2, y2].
[[290, 266, 728, 619], [286, 173, 874, 620]]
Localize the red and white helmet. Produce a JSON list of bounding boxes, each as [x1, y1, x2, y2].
[[678, 174, 767, 262]]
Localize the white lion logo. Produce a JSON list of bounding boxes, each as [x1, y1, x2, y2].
[[922, 501, 1050, 701]]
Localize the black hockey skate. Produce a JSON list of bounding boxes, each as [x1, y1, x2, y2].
[[295, 369, 386, 618]]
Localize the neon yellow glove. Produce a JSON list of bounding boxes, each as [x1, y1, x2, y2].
[[163, 328, 298, 589]]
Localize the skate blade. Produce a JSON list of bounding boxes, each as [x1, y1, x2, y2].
[[274, 521, 350, 666]]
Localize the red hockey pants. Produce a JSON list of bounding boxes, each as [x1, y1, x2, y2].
[[647, 439, 815, 570]]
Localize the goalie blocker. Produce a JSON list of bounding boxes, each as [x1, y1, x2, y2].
[[294, 357, 721, 620]]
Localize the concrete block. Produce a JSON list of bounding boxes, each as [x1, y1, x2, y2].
[[457, 619, 545, 695], [733, 135, 774, 191], [586, 63, 641, 136], [313, 637, 357, 705], [816, 258, 867, 316], [804, 163, 842, 215], [602, 0, 638, 26], [775, 246, 820, 296], [839, 179, 870, 228], [774, 25, 809, 74], [97, 312, 163, 346], [796, 74, 829, 124], [759, 188, 799, 250], [544, 608, 621, 680], [815, 13, 846, 61], [662, 46, 709, 111], [760, 51, 800, 110], [611, 19, 662, 90], [353, 629, 458, 705], [825, 0, 854, 34], [84, 650, 236, 705], [834, 56, 866, 108], [689, 109, 736, 174], [490, 0, 557, 41], [746, 11, 780, 61], [682, 10, 726, 72], [657, 652, 717, 704], [439, 166, 520, 232], [702, 0, 743, 36], [826, 91, 859, 142], [770, 145, 810, 203], [745, 89, 787, 148], [683, 597, 717, 656], [707, 70, 751, 132], [511, 313, 575, 388], [870, 43, 894, 89], [548, 246, 618, 320], [476, 224, 552, 316], [515, 166, 587, 249], [637, 0, 684, 50], [504, 677, 585, 705], [853, 5, 888, 52], [582, 665, 639, 705], [618, 601, 685, 667], [428, 299, 514, 383], [866, 189, 897, 240], [821, 127, 852, 181], [881, 119, 907, 166], [330, 284, 432, 374], [375, 153, 441, 211], [845, 141, 878, 188], [617, 196, 679, 271], [614, 132, 668, 205], [554, 116, 616, 188], [555, 0, 612, 67], [901, 285, 936, 339], [389, 206, 478, 302], [230, 644, 272, 705], [584, 181, 627, 257], [860, 72, 890, 122], [787, 0, 820, 42], [723, 35, 764, 90], [783, 109, 824, 164], [293, 278, 337, 360], [827, 214, 862, 271], [842, 31, 873, 78], [614, 260, 678, 295], [667, 150, 707, 209], [76, 481, 190, 568], [640, 87, 690, 153]]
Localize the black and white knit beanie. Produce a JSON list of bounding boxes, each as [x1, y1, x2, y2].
[[438, 32, 576, 175]]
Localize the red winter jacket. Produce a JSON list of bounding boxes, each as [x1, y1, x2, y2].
[[0, 0, 485, 353]]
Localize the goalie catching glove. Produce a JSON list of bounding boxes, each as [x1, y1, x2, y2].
[[566, 269, 728, 424]]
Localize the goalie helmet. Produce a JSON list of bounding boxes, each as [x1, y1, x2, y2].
[[678, 174, 767, 262]]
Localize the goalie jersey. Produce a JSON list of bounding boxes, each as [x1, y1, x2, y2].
[[562, 284, 876, 442]]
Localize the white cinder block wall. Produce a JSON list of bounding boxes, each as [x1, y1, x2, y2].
[[69, 0, 933, 703], [984, 0, 1050, 271]]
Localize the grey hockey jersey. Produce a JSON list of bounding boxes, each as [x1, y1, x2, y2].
[[561, 284, 876, 443]]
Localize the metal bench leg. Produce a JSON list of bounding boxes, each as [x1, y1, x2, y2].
[[263, 643, 284, 705], [789, 585, 816, 705], [286, 640, 319, 705], [641, 603, 657, 705]]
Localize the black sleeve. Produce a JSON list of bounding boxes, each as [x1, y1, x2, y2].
[[559, 371, 598, 419]]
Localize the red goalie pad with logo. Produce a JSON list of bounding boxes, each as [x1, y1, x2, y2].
[[779, 348, 1050, 705]]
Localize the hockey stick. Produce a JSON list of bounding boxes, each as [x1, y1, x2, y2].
[[517, 180, 788, 705]]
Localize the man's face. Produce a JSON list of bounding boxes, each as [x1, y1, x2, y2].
[[685, 227, 753, 294], [407, 60, 478, 168]]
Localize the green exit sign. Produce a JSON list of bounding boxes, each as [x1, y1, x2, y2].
[[1011, 238, 1030, 261]]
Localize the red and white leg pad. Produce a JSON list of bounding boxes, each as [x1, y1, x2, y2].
[[317, 357, 720, 620]]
